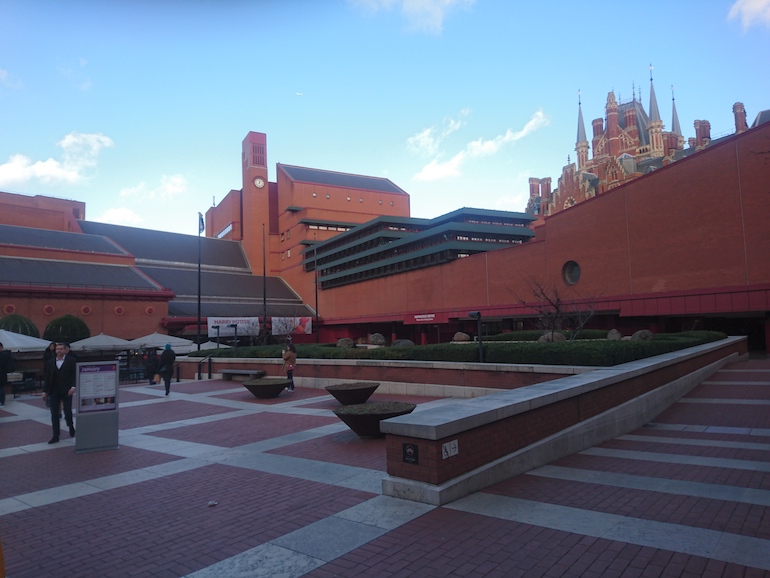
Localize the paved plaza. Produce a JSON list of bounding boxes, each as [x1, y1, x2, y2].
[[1, 358, 769, 577]]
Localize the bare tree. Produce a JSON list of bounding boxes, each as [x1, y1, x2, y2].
[[511, 279, 596, 341]]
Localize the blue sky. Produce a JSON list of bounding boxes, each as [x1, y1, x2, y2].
[[1, 0, 769, 236]]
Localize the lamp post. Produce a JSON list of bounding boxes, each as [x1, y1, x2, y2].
[[211, 325, 220, 349], [228, 323, 238, 348], [314, 234, 319, 344], [469, 311, 483, 363]]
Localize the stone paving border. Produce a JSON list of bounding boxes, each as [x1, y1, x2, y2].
[[1, 360, 769, 577]]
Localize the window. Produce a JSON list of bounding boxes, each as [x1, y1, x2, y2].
[[562, 260, 581, 285]]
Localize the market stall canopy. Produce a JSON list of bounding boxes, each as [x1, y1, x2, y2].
[[69, 333, 132, 352], [198, 341, 232, 350], [0, 329, 51, 352], [127, 332, 196, 353]]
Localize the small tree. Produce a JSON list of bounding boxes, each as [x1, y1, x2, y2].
[[512, 279, 595, 341], [43, 314, 90, 344], [0, 314, 40, 337], [241, 319, 261, 346]]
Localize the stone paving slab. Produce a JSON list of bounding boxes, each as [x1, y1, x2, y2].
[[1, 358, 769, 577]]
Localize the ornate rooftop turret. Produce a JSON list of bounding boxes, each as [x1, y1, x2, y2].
[[576, 91, 589, 170], [671, 86, 685, 149], [647, 65, 664, 156]]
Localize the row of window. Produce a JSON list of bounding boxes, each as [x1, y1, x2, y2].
[[309, 191, 396, 207], [307, 224, 350, 232], [319, 249, 464, 289]]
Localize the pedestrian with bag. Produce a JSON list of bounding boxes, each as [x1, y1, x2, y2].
[[158, 344, 176, 396], [0, 341, 16, 407], [145, 349, 159, 385], [281, 342, 297, 392]]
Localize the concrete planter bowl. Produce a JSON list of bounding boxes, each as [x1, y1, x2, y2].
[[325, 381, 380, 405], [333, 401, 416, 439], [242, 378, 292, 399]]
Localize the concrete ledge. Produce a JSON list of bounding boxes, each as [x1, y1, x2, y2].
[[380, 337, 745, 440], [380, 337, 746, 505]]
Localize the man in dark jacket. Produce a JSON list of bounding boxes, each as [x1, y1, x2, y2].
[[158, 344, 176, 396], [0, 341, 13, 407], [43, 342, 77, 444]]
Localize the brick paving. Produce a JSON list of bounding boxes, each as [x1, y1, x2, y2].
[[1, 359, 769, 577]]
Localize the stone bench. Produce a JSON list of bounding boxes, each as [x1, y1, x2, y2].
[[220, 369, 266, 381]]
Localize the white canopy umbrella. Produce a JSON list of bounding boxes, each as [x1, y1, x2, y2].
[[0, 329, 51, 352], [128, 332, 196, 354], [198, 340, 232, 351], [69, 333, 132, 352]]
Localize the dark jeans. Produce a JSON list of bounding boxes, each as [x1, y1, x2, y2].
[[0, 381, 6, 405], [286, 370, 294, 389], [49, 391, 74, 437], [161, 372, 172, 394]]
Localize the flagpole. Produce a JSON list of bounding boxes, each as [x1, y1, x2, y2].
[[197, 212, 203, 352], [262, 223, 267, 343]]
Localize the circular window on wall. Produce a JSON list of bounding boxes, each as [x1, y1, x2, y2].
[[80, 305, 92, 316], [3, 304, 16, 315], [562, 260, 581, 285], [114, 306, 125, 316]]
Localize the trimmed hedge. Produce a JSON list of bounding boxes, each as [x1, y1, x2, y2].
[[189, 331, 727, 367]]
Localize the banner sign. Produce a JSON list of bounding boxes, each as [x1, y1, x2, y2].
[[406, 312, 449, 325], [78, 363, 118, 413], [272, 317, 313, 335]]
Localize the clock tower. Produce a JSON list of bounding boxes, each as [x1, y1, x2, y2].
[[241, 131, 270, 275]]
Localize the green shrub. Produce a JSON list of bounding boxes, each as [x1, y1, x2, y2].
[[0, 314, 40, 337], [186, 331, 727, 367], [43, 315, 90, 344]]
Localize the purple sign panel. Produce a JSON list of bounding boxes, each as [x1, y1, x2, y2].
[[78, 363, 118, 413]]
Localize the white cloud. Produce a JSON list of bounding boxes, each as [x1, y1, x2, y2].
[[412, 110, 549, 182], [119, 174, 187, 201], [0, 69, 22, 90], [407, 109, 469, 156], [728, 0, 770, 28], [0, 132, 113, 187], [350, 0, 476, 33], [413, 152, 464, 181], [92, 207, 144, 227], [58, 57, 92, 91], [494, 193, 528, 212]]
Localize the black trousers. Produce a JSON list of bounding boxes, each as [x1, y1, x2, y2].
[[49, 391, 74, 437], [161, 372, 172, 394]]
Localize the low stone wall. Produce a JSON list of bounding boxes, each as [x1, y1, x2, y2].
[[380, 336, 747, 505], [176, 356, 595, 398]]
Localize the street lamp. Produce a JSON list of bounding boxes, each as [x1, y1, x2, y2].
[[228, 323, 238, 348], [211, 325, 220, 349], [469, 311, 484, 363]]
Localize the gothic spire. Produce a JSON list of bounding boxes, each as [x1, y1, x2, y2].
[[648, 64, 661, 122], [671, 85, 682, 136], [576, 90, 587, 143]]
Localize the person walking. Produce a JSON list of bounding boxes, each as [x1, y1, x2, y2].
[[0, 341, 15, 407], [43, 341, 56, 364], [42, 343, 76, 443], [158, 344, 176, 396], [281, 342, 297, 391], [145, 349, 159, 385]]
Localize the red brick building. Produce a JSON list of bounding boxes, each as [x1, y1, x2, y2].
[[2, 98, 770, 351]]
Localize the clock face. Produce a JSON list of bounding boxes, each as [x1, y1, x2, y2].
[[254, 177, 265, 189]]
